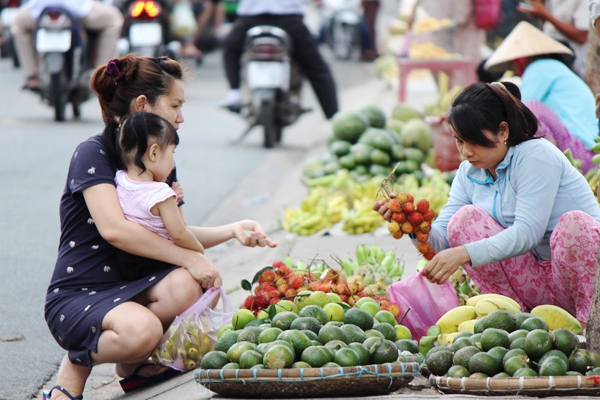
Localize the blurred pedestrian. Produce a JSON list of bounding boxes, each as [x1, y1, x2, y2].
[[360, 0, 380, 61]]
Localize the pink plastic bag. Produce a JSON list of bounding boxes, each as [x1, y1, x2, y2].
[[151, 287, 236, 371], [474, 0, 502, 30], [388, 271, 459, 341]]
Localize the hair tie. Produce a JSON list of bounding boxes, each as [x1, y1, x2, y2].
[[106, 59, 120, 76], [490, 81, 506, 90]]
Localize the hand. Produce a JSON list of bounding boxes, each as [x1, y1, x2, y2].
[[517, 0, 550, 20], [422, 246, 470, 284], [233, 220, 277, 248], [372, 192, 397, 222], [184, 252, 222, 289], [171, 181, 184, 203]]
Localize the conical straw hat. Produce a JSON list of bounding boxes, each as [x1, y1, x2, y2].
[[484, 21, 573, 72]]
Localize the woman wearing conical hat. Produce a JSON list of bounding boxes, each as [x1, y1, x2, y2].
[[484, 21, 598, 173]]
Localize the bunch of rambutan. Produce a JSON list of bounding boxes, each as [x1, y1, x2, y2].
[[385, 192, 436, 260]]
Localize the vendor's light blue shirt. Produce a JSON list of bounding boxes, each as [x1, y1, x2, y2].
[[428, 138, 600, 267], [521, 58, 598, 149]]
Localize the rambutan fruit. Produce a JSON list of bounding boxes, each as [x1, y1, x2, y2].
[[278, 266, 292, 276], [401, 202, 415, 214], [275, 277, 287, 286], [284, 288, 297, 297], [347, 283, 359, 295], [417, 242, 431, 255], [424, 208, 436, 222], [354, 280, 365, 292], [317, 282, 332, 293], [406, 193, 414, 203], [308, 281, 321, 292], [244, 295, 255, 309], [288, 274, 304, 289], [401, 221, 413, 234], [418, 221, 431, 233], [388, 199, 402, 213], [396, 192, 409, 204], [392, 212, 407, 224], [424, 249, 436, 260], [272, 261, 284, 268], [416, 231, 429, 243], [416, 199, 430, 213], [392, 230, 403, 240], [269, 298, 280, 305], [408, 211, 424, 226], [277, 284, 290, 295], [261, 269, 277, 282], [388, 221, 401, 234]]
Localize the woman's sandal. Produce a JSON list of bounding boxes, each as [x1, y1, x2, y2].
[[21, 75, 41, 93], [43, 385, 83, 400]]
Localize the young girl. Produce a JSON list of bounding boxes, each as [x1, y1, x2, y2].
[[115, 111, 204, 281]]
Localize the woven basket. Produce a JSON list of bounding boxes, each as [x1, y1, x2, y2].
[[195, 361, 421, 398], [430, 375, 600, 397]]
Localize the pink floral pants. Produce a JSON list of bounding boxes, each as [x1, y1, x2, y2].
[[447, 205, 600, 322]]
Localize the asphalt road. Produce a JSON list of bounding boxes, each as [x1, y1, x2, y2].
[[0, 17, 388, 400]]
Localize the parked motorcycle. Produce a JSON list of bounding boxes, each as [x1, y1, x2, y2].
[[321, 0, 362, 60], [35, 6, 94, 121], [117, 0, 180, 59], [0, 0, 21, 68], [232, 25, 310, 148]]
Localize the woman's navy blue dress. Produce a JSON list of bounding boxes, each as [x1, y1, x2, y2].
[[45, 134, 177, 368]]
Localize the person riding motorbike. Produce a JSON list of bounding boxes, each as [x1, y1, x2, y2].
[[219, 0, 339, 120], [11, 0, 123, 91]]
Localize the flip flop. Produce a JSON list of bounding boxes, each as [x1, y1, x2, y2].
[[43, 385, 83, 400], [119, 363, 182, 393]]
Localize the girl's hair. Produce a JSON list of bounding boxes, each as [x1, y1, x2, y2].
[[90, 55, 184, 169], [118, 112, 179, 174], [446, 81, 539, 148]]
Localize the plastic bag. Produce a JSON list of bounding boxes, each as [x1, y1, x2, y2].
[[388, 271, 458, 341], [170, 0, 197, 38], [473, 0, 502, 30], [151, 287, 235, 371]]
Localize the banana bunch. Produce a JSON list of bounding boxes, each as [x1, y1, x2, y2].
[[342, 198, 384, 234], [413, 17, 454, 34], [152, 315, 215, 371], [337, 244, 404, 295], [409, 41, 456, 60], [282, 186, 350, 235]]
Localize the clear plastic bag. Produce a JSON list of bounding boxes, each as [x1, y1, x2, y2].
[[170, 0, 198, 38], [388, 271, 459, 341], [151, 287, 235, 371]]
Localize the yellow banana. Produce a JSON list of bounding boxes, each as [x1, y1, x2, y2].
[[457, 319, 478, 332], [438, 332, 460, 345], [466, 294, 521, 310], [474, 298, 520, 317], [436, 305, 477, 334], [531, 304, 582, 334]]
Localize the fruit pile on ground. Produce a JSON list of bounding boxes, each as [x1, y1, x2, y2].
[[305, 103, 434, 184], [420, 298, 594, 378], [240, 254, 403, 318], [199, 298, 417, 371], [284, 166, 451, 236]]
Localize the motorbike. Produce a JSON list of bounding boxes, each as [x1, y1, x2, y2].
[[0, 0, 21, 68], [35, 6, 94, 121], [320, 0, 362, 60], [232, 25, 310, 148], [117, 0, 180, 59]]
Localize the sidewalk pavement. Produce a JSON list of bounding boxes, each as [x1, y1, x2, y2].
[[38, 70, 544, 400]]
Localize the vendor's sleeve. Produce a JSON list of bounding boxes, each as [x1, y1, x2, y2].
[[520, 62, 553, 103], [590, 0, 600, 27], [464, 152, 559, 267], [428, 162, 471, 252]]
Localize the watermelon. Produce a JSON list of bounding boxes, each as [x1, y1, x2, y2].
[[358, 105, 387, 128], [358, 128, 394, 154], [391, 102, 422, 122], [329, 140, 352, 157], [332, 112, 369, 143], [400, 119, 433, 153]]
